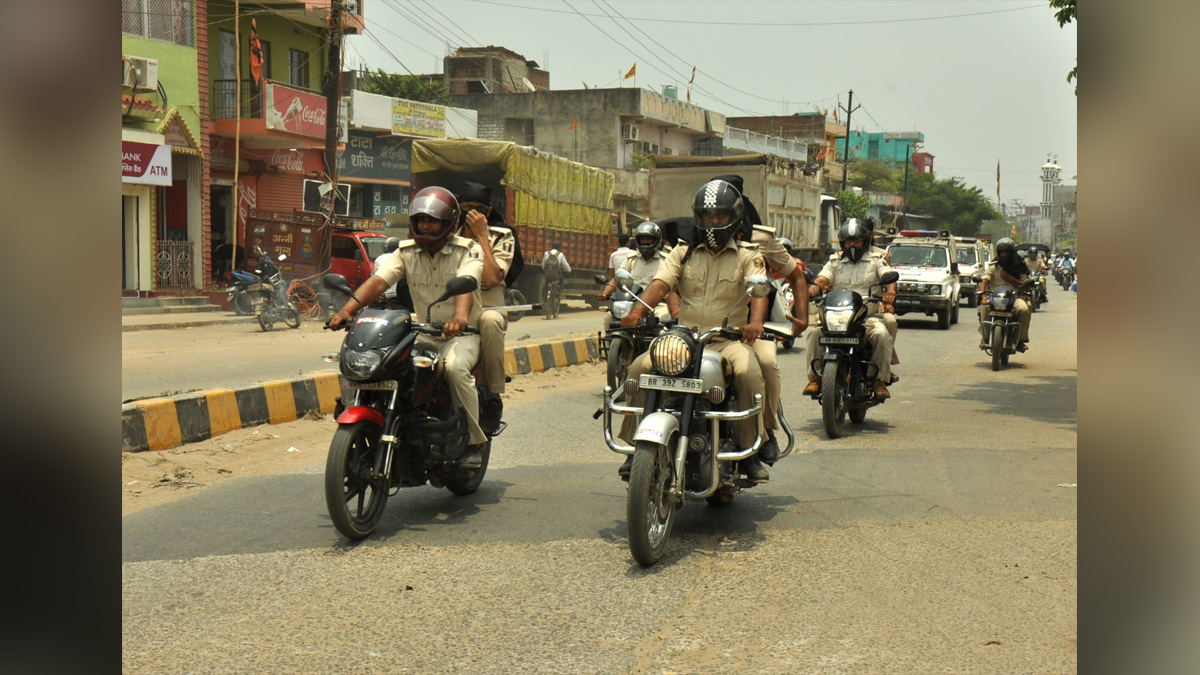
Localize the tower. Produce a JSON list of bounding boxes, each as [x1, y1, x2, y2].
[[1040, 153, 1062, 218]]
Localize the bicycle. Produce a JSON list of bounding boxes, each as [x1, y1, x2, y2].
[[543, 279, 563, 319]]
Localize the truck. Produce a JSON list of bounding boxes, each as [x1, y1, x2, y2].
[[646, 153, 840, 267], [410, 138, 616, 308], [884, 229, 962, 330]]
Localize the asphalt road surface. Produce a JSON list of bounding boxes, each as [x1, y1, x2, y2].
[[122, 287, 1077, 673]]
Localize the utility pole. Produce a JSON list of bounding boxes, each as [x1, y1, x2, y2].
[[839, 89, 860, 193], [320, 0, 344, 281]]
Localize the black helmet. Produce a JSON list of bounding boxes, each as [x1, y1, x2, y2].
[[383, 237, 400, 254], [996, 238, 1016, 259], [633, 221, 663, 259], [692, 179, 743, 249], [839, 219, 871, 262]]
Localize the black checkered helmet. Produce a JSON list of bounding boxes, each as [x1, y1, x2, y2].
[[691, 179, 743, 249]]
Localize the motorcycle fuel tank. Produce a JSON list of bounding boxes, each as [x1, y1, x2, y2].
[[345, 308, 413, 350]]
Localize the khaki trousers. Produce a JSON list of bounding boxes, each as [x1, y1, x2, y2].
[[880, 311, 900, 365], [805, 316, 892, 383], [478, 309, 508, 394], [751, 337, 780, 431], [417, 333, 486, 445], [619, 339, 765, 448]]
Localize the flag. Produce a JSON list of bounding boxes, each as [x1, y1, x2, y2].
[[688, 66, 696, 84], [568, 118, 577, 131], [624, 63, 636, 79], [816, 147, 827, 161], [249, 19, 264, 89], [996, 160, 1000, 200], [833, 107, 839, 123]]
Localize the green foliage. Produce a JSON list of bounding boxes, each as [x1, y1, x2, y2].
[[629, 151, 654, 170], [848, 157, 903, 194], [836, 190, 871, 220], [905, 173, 1001, 237], [360, 69, 453, 105], [1049, 0, 1077, 95]]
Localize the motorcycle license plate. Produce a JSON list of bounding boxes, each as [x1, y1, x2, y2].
[[820, 336, 861, 345], [346, 380, 398, 390], [640, 374, 703, 394]]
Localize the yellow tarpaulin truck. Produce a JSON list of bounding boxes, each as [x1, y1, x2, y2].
[[411, 139, 616, 307]]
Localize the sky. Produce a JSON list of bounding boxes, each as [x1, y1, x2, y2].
[[346, 0, 1077, 208]]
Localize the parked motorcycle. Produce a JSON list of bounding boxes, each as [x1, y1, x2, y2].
[[320, 273, 503, 539], [595, 270, 669, 392], [979, 286, 1025, 371], [257, 253, 301, 331], [601, 273, 796, 565], [224, 261, 276, 316], [805, 270, 901, 439]]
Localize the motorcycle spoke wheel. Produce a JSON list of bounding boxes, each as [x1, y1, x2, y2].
[[505, 288, 527, 322], [258, 311, 273, 332], [324, 422, 388, 539], [283, 307, 301, 328], [991, 325, 1005, 371], [444, 441, 491, 496], [821, 361, 846, 438], [627, 441, 677, 566]]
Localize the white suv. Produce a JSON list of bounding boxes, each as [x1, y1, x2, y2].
[[885, 231, 962, 330]]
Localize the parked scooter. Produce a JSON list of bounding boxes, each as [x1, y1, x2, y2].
[[805, 270, 901, 439], [257, 253, 301, 331], [601, 274, 796, 565], [319, 273, 504, 539]]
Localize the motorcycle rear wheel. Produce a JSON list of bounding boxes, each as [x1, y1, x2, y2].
[[849, 407, 867, 424], [821, 361, 847, 438], [258, 311, 274, 332], [991, 324, 1005, 371], [444, 441, 491, 496], [232, 290, 252, 316], [505, 287, 527, 322], [283, 307, 301, 329], [627, 440, 677, 566], [325, 422, 388, 539]]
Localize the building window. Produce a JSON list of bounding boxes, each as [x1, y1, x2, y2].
[[289, 49, 310, 88], [122, 0, 195, 48], [259, 40, 272, 81]]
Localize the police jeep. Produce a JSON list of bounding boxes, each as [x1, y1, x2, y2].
[[885, 230, 961, 330]]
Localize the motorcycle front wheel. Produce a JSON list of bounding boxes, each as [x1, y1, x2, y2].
[[991, 324, 1005, 371], [325, 421, 388, 539], [821, 361, 847, 438], [444, 440, 491, 496], [627, 440, 677, 566], [258, 311, 274, 331], [283, 307, 301, 329], [232, 290, 252, 315]]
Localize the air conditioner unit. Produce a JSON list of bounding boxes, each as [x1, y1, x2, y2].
[[620, 123, 639, 141], [123, 56, 159, 92]]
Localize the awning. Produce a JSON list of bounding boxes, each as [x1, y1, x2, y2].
[[122, 126, 164, 145]]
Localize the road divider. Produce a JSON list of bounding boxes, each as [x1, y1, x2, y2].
[[122, 336, 601, 452]]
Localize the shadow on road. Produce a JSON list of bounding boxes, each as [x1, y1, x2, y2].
[[946, 373, 1077, 429]]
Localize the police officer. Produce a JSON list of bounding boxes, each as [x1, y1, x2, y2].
[[804, 219, 897, 399], [597, 221, 677, 322], [978, 237, 1032, 352], [1027, 249, 1049, 304], [458, 182, 518, 433], [711, 174, 809, 466], [328, 186, 489, 469], [617, 179, 772, 483]]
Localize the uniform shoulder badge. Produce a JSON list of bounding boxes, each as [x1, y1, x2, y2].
[[737, 240, 760, 250], [397, 239, 418, 250]]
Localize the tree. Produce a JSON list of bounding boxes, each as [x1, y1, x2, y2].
[[847, 157, 902, 194], [360, 69, 453, 105], [1049, 0, 1077, 95], [836, 190, 871, 220], [905, 173, 1001, 236]]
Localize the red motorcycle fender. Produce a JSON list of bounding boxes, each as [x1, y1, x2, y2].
[[336, 406, 385, 427]]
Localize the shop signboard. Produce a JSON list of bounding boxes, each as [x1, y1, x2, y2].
[[391, 99, 445, 138], [265, 82, 327, 139], [122, 141, 172, 185], [336, 130, 412, 182]]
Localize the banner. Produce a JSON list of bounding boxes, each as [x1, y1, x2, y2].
[[121, 141, 172, 185], [264, 82, 328, 139], [391, 99, 445, 138], [336, 130, 412, 182]]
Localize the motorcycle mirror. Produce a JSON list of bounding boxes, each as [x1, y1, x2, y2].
[[593, 273, 608, 285], [745, 274, 772, 298], [614, 269, 635, 292], [443, 276, 478, 297], [879, 270, 900, 285], [322, 273, 353, 295]]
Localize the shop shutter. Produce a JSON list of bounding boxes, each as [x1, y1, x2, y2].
[[256, 173, 304, 214]]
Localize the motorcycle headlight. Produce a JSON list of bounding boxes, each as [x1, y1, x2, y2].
[[341, 349, 382, 381], [610, 300, 634, 319], [824, 307, 854, 332], [927, 284, 941, 295], [649, 333, 691, 376], [992, 294, 1015, 311]]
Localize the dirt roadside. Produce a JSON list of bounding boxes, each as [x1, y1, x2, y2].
[[121, 363, 603, 516]]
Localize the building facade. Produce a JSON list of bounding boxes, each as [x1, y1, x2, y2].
[[726, 113, 848, 191], [836, 130, 925, 166]]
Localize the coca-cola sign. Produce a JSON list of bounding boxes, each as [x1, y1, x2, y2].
[[264, 82, 328, 139], [269, 149, 306, 173]]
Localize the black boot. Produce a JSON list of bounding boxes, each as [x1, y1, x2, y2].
[[741, 455, 769, 484], [457, 444, 484, 470], [479, 392, 503, 434], [758, 431, 779, 466]]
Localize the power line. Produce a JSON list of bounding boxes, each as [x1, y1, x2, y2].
[[418, 0, 484, 46]]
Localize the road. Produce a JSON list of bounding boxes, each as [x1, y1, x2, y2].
[[122, 287, 1077, 673], [121, 299, 605, 402]]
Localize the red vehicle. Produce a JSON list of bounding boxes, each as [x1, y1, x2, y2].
[[330, 229, 389, 290]]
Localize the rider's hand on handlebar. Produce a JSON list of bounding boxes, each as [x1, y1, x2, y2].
[[741, 321, 764, 345], [882, 290, 896, 306], [785, 313, 808, 333], [326, 309, 351, 330], [620, 309, 643, 329], [443, 316, 468, 337]]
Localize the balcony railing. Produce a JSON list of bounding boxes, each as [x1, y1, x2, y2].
[[210, 79, 325, 121]]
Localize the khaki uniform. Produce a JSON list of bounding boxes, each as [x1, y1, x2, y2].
[[978, 262, 1030, 342], [374, 236, 488, 444], [750, 225, 797, 433], [828, 248, 900, 365], [619, 240, 768, 448], [477, 226, 516, 394], [605, 250, 671, 326], [807, 251, 894, 383]]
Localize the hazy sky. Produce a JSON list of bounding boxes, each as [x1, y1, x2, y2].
[[347, 0, 1077, 207]]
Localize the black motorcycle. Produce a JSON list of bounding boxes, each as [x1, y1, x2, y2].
[[979, 286, 1024, 371], [805, 270, 900, 439], [602, 274, 796, 565], [257, 253, 301, 331], [320, 274, 503, 539], [595, 270, 668, 392]]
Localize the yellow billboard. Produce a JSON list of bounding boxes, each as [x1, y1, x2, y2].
[[391, 99, 446, 138]]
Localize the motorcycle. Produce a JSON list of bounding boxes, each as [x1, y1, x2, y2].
[[257, 253, 301, 331], [979, 286, 1025, 371], [319, 273, 504, 539], [1026, 271, 1043, 312], [805, 270, 901, 439], [601, 274, 796, 566], [768, 276, 797, 350], [224, 262, 276, 316], [594, 270, 669, 392]]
